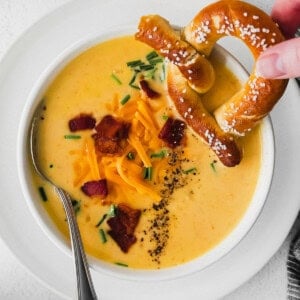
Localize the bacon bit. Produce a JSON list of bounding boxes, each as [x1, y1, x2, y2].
[[140, 80, 161, 99], [69, 114, 96, 132], [81, 179, 108, 198], [158, 117, 186, 148], [108, 231, 137, 253], [93, 115, 131, 155], [107, 204, 141, 253]]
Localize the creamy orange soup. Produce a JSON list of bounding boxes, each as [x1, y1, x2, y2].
[[32, 35, 261, 269]]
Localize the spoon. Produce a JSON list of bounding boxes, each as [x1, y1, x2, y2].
[[29, 102, 98, 300]]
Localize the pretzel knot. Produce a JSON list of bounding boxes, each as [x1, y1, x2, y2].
[[135, 0, 288, 167]]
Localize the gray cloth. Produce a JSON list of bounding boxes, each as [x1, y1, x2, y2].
[[288, 233, 300, 299]]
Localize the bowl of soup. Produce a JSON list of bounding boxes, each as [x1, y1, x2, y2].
[[17, 26, 274, 281]]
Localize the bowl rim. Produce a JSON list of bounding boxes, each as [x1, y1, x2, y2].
[[17, 26, 274, 282]]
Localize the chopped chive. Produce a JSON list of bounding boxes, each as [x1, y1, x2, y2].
[[71, 200, 81, 215], [146, 51, 158, 61], [134, 66, 146, 72], [183, 167, 197, 174], [142, 167, 147, 179], [210, 161, 217, 173], [127, 53, 162, 86], [139, 64, 155, 71], [120, 94, 131, 105], [107, 204, 117, 218], [160, 63, 166, 82], [150, 150, 167, 158], [126, 59, 144, 68], [127, 152, 135, 160], [38, 186, 47, 202], [99, 229, 107, 244], [144, 68, 157, 79], [129, 72, 138, 85], [162, 114, 169, 121], [143, 167, 153, 180], [129, 84, 140, 90], [111, 73, 122, 85], [95, 213, 107, 227], [149, 58, 163, 65], [64, 134, 81, 139], [115, 262, 128, 267]]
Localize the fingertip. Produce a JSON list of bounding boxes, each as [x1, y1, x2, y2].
[[256, 52, 285, 79], [256, 39, 300, 79]]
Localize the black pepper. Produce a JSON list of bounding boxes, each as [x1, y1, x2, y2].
[[142, 149, 193, 265]]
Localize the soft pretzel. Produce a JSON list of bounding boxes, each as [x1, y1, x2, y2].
[[136, 14, 241, 166], [135, 0, 288, 166], [183, 0, 288, 135], [167, 63, 241, 167], [136, 15, 215, 93]]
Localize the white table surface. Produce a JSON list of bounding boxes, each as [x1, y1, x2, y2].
[[0, 1, 299, 299]]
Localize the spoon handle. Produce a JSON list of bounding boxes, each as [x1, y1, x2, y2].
[[55, 187, 98, 300]]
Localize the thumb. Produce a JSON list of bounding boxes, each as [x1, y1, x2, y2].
[[256, 38, 300, 79]]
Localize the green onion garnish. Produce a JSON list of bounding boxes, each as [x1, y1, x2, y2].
[[115, 262, 128, 267], [129, 72, 138, 86], [139, 64, 155, 71], [160, 63, 166, 82], [183, 167, 197, 174], [120, 94, 131, 105], [127, 152, 135, 160], [143, 167, 153, 180], [71, 200, 81, 215], [146, 51, 158, 61], [129, 84, 140, 90], [99, 229, 107, 244], [210, 161, 217, 173], [150, 150, 167, 158], [111, 73, 122, 85], [162, 114, 169, 121], [149, 58, 163, 65], [38, 186, 47, 202], [107, 204, 117, 218], [64, 135, 81, 139], [126, 59, 144, 68], [144, 68, 157, 79], [95, 214, 107, 227]]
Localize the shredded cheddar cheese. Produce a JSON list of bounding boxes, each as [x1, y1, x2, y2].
[[116, 154, 161, 202], [84, 138, 101, 180], [127, 135, 152, 168], [72, 160, 90, 187], [71, 96, 165, 200]]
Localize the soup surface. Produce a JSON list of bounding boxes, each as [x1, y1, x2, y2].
[[32, 35, 261, 269]]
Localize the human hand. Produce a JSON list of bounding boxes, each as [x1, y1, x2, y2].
[[256, 0, 300, 79]]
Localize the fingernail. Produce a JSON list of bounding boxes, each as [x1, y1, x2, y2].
[[256, 53, 285, 78]]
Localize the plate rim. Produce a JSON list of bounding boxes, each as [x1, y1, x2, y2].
[[0, 0, 299, 299]]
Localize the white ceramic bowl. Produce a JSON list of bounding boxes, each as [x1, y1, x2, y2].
[[17, 27, 274, 282]]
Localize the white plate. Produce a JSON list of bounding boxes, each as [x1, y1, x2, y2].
[[0, 0, 299, 299]]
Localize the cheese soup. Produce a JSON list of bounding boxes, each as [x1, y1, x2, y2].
[[32, 35, 261, 269]]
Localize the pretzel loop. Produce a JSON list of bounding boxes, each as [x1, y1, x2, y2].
[[183, 0, 288, 135]]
